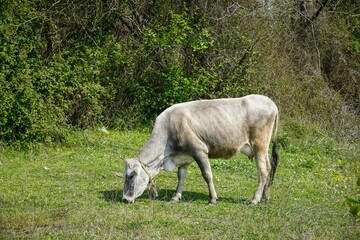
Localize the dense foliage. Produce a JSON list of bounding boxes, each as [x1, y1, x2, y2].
[[1, 0, 359, 143]]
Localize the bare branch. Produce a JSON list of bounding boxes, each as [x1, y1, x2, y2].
[[310, 0, 331, 22]]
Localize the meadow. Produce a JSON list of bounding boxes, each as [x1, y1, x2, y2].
[[1, 130, 359, 239]]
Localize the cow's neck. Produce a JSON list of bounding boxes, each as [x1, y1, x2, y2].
[[137, 129, 167, 178]]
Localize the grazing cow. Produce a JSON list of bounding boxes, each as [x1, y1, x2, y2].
[[122, 94, 279, 205]]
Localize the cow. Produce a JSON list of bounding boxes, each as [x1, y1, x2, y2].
[[122, 94, 279, 205]]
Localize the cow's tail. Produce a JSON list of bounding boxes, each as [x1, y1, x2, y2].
[[270, 112, 279, 185]]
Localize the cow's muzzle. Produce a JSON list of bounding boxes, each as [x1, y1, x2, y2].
[[122, 198, 135, 204]]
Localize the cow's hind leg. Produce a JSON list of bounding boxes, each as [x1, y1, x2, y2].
[[262, 181, 270, 203], [260, 154, 272, 202], [171, 167, 187, 203], [251, 151, 271, 205]]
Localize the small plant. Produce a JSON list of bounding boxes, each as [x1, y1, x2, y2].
[[277, 131, 289, 149], [345, 177, 360, 222], [300, 158, 316, 169]]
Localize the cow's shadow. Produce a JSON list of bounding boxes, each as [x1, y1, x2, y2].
[[101, 189, 248, 204]]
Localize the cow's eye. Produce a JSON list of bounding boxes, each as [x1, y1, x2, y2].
[[127, 174, 134, 180]]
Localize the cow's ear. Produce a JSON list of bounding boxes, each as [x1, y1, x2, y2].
[[125, 158, 135, 169], [134, 163, 141, 175], [124, 159, 131, 168]]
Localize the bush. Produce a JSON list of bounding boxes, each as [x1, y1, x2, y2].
[[130, 12, 215, 118], [0, 0, 359, 145]]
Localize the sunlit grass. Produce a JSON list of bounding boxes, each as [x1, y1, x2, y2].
[[0, 130, 359, 239]]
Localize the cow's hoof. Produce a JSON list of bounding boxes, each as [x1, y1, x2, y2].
[[170, 193, 181, 203], [208, 200, 217, 206], [250, 199, 259, 205], [149, 185, 158, 200], [170, 198, 180, 203]]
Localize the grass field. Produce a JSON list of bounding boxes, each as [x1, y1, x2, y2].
[[1, 130, 359, 239]]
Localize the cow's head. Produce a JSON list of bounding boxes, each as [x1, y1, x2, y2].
[[122, 158, 149, 203]]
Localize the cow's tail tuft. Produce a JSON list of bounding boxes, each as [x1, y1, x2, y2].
[[270, 143, 278, 185], [270, 113, 279, 185]]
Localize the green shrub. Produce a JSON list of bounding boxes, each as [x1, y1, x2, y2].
[[132, 12, 215, 118]]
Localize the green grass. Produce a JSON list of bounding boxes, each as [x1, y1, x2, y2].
[[0, 130, 359, 239]]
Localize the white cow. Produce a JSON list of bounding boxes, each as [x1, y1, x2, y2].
[[122, 94, 279, 205]]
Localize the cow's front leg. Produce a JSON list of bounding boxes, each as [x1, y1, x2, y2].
[[194, 152, 218, 205], [171, 167, 187, 203]]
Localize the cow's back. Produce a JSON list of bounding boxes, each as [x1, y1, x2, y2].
[[159, 95, 277, 158]]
